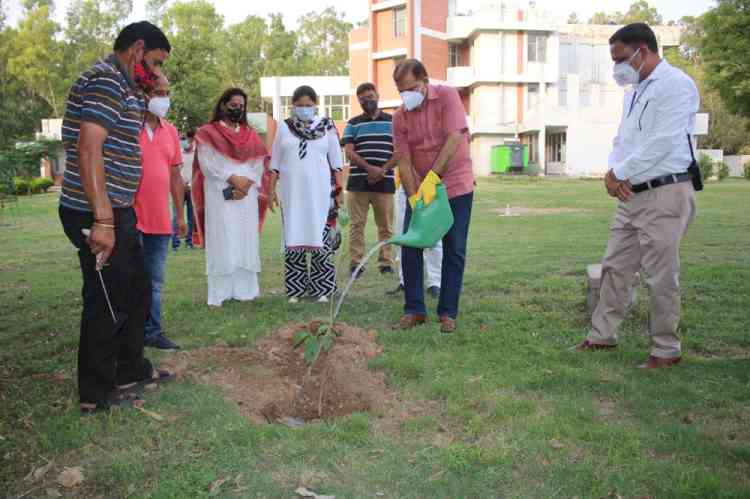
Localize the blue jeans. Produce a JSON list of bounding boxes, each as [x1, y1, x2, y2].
[[402, 192, 473, 319], [172, 192, 194, 249], [140, 233, 170, 340]]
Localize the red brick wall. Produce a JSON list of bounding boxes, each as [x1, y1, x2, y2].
[[421, 0, 448, 31], [375, 9, 408, 52], [422, 35, 448, 80]]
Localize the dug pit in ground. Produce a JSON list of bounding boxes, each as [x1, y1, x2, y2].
[[186, 323, 395, 423]]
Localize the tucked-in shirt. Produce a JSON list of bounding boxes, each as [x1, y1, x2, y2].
[[60, 54, 145, 211], [341, 111, 395, 193], [135, 118, 182, 234], [392, 84, 474, 199], [270, 122, 344, 249], [610, 60, 700, 185]]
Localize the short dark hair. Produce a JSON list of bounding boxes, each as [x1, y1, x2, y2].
[[114, 21, 171, 53], [356, 82, 377, 96], [393, 58, 429, 83], [609, 23, 658, 53], [292, 85, 318, 104], [210, 88, 248, 126], [186, 130, 196, 138]]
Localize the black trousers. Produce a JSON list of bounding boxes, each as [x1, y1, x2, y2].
[[59, 206, 151, 403]]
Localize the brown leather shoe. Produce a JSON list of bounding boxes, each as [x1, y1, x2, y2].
[[573, 339, 617, 352], [393, 314, 427, 330], [439, 316, 456, 334], [637, 355, 681, 369]]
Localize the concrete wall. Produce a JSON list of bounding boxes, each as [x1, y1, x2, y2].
[[723, 155, 750, 177]]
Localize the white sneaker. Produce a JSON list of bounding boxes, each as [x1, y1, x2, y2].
[[317, 296, 329, 303], [289, 297, 299, 304]]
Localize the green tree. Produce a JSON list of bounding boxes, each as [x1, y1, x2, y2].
[[146, 0, 168, 24], [63, 0, 134, 78], [262, 13, 299, 77], [162, 0, 224, 132], [700, 0, 750, 119], [589, 11, 623, 25], [220, 15, 267, 110], [621, 0, 663, 25], [7, 5, 67, 117], [0, 26, 53, 148], [296, 7, 352, 75], [665, 46, 750, 154]]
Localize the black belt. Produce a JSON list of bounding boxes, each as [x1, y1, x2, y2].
[[631, 172, 692, 193]]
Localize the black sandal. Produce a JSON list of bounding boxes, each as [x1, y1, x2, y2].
[[80, 392, 143, 416]]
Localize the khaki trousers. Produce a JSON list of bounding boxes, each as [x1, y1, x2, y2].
[[588, 181, 696, 358], [348, 191, 394, 268]]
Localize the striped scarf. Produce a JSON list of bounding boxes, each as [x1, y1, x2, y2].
[[285, 116, 334, 159]]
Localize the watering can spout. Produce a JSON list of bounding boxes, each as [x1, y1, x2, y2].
[[388, 184, 454, 249]]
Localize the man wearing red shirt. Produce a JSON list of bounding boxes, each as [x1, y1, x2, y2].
[[135, 70, 185, 350], [392, 59, 474, 334]]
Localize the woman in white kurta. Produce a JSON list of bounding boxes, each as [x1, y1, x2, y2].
[[192, 88, 269, 307], [269, 85, 344, 303]]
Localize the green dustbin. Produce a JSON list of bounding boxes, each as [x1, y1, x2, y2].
[[389, 184, 454, 249]]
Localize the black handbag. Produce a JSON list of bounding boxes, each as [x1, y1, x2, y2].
[[687, 134, 703, 192]]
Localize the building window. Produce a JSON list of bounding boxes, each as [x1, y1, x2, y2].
[[393, 6, 407, 38], [547, 132, 566, 163], [527, 83, 539, 110], [528, 33, 547, 63], [324, 95, 350, 121], [449, 44, 460, 67]]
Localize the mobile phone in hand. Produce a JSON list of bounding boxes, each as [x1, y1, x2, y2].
[[223, 185, 235, 200]]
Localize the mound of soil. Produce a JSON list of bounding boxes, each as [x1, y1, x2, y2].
[[186, 322, 394, 423]]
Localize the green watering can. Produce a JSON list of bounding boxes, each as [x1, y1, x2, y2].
[[389, 184, 454, 248]]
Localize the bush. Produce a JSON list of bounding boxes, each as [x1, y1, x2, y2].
[[744, 162, 750, 181], [32, 177, 54, 193], [698, 154, 714, 181], [13, 177, 32, 195], [716, 162, 730, 182]]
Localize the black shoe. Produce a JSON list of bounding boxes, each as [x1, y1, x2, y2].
[[350, 265, 365, 279], [145, 334, 181, 351], [386, 284, 405, 296], [427, 286, 441, 299], [379, 266, 394, 275]]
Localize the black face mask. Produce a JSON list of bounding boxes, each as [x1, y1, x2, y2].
[[226, 107, 244, 123], [361, 99, 379, 115]]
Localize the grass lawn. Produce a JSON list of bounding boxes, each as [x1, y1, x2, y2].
[[1, 177, 749, 498]]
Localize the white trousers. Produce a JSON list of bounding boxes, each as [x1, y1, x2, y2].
[[207, 269, 260, 307], [394, 186, 443, 288]]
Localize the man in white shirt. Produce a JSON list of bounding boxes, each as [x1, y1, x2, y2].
[[575, 23, 699, 369]]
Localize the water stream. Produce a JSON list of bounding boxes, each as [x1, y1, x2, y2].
[[333, 240, 390, 321]]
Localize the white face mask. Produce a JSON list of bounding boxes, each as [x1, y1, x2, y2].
[[147, 96, 170, 118], [294, 106, 316, 122], [400, 89, 425, 111], [612, 48, 644, 87]]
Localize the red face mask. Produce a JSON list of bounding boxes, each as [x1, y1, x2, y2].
[[134, 62, 158, 93]]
